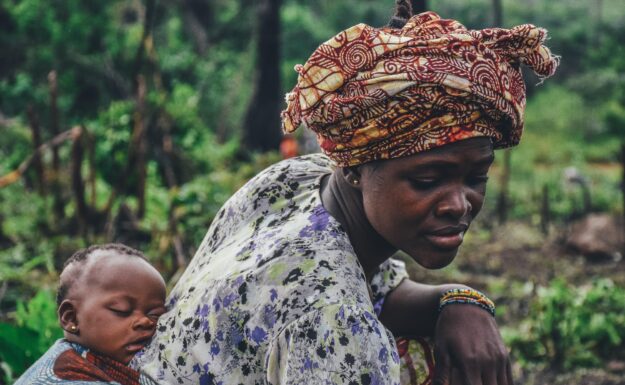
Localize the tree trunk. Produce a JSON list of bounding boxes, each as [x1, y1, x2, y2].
[[621, 142, 625, 256], [410, 0, 427, 13], [540, 184, 550, 235], [493, 0, 508, 223], [48, 71, 60, 170], [104, 75, 148, 219], [132, 75, 148, 218], [0, 214, 13, 248], [71, 126, 88, 240], [27, 105, 46, 196], [134, 0, 156, 86], [497, 150, 511, 224], [242, 0, 282, 152], [180, 0, 212, 55], [159, 115, 187, 269], [103, 0, 156, 220], [492, 0, 503, 26], [48, 70, 64, 220], [155, 114, 178, 189], [87, 131, 97, 208]]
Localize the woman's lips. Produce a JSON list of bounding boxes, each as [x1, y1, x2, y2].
[[424, 231, 465, 249]]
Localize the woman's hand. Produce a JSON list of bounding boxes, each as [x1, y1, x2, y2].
[[433, 304, 513, 385], [379, 279, 513, 385]]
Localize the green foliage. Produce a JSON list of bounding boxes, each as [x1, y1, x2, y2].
[[0, 186, 47, 241], [0, 244, 53, 283], [481, 84, 623, 222], [503, 279, 625, 369], [91, 100, 134, 186], [171, 151, 282, 248], [14, 290, 62, 345], [0, 290, 62, 383], [0, 121, 32, 174]]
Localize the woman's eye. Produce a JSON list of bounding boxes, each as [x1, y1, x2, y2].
[[467, 175, 489, 186], [410, 178, 438, 189]]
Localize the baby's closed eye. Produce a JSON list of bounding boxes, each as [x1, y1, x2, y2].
[[147, 309, 165, 320], [108, 307, 132, 317]]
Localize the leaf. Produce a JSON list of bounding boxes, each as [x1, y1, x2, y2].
[[0, 323, 42, 376]]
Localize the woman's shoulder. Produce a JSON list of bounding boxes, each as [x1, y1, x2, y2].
[[260, 153, 335, 177], [189, 154, 334, 259], [241, 153, 334, 196]]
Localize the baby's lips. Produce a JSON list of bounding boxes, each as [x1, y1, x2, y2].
[[125, 336, 152, 352], [125, 343, 145, 354]]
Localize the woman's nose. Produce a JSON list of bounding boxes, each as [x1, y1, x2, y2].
[[435, 187, 472, 219]]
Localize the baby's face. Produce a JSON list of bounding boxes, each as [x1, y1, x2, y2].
[[69, 252, 166, 364]]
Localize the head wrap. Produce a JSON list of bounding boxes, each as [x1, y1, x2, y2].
[[281, 12, 559, 167]]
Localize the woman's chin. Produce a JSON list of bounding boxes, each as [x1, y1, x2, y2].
[[410, 248, 459, 270]]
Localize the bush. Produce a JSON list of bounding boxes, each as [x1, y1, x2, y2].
[[503, 278, 625, 370], [0, 290, 62, 383]]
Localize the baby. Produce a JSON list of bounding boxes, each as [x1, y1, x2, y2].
[[16, 244, 166, 385]]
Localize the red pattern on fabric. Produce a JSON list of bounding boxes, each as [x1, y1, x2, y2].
[[416, 337, 435, 385], [282, 12, 558, 166], [53, 349, 141, 385], [396, 337, 435, 385]]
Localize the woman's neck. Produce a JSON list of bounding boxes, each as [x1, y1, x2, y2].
[[320, 170, 396, 280]]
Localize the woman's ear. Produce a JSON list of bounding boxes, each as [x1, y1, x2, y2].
[[341, 167, 362, 190], [58, 300, 79, 335]]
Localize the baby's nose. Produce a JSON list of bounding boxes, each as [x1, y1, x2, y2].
[[133, 315, 156, 330]]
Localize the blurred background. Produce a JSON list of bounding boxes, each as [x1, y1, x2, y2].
[[0, 0, 624, 384]]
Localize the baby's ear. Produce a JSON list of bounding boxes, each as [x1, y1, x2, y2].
[[58, 300, 79, 335]]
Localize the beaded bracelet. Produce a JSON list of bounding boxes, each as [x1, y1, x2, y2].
[[438, 288, 496, 317]]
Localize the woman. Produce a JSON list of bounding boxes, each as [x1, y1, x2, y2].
[[134, 3, 558, 385]]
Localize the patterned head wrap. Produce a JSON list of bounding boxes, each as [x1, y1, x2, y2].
[[282, 12, 559, 167]]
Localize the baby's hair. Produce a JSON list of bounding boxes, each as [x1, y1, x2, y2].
[[388, 0, 414, 29], [56, 243, 147, 306]]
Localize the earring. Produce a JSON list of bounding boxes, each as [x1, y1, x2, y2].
[[70, 325, 77, 333], [351, 178, 360, 185]]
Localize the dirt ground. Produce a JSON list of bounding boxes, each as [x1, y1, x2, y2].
[[403, 218, 625, 385]]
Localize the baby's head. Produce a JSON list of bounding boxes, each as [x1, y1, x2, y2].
[[57, 243, 166, 364]]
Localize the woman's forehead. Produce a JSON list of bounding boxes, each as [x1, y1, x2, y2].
[[374, 137, 494, 171]]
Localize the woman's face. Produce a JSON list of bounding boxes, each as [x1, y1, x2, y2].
[[359, 137, 494, 269]]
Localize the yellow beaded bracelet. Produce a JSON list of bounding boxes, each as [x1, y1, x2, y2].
[[439, 288, 496, 317]]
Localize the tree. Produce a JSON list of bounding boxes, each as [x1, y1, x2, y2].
[[242, 0, 283, 152], [411, 0, 427, 13], [492, 0, 502, 26], [491, 0, 510, 224]]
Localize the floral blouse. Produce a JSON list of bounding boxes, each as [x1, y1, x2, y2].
[[134, 154, 409, 384]]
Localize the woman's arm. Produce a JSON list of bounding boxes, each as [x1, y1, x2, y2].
[[378, 279, 468, 337], [379, 279, 513, 385]]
